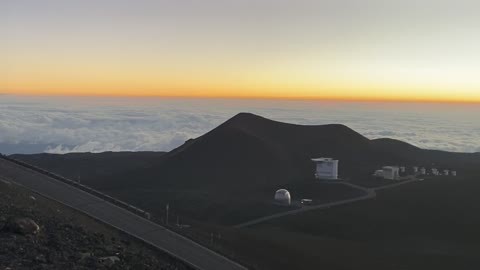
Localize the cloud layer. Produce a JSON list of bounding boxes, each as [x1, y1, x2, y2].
[[0, 95, 479, 154]]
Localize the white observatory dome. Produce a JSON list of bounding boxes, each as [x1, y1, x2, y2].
[[274, 189, 291, 205]]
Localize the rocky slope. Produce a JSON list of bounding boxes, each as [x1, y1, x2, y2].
[[0, 178, 191, 270]]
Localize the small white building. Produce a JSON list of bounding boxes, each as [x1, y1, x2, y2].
[[274, 189, 291, 205], [432, 168, 439, 176], [413, 166, 419, 173], [451, 171, 457, 176], [443, 169, 449, 176], [400, 166, 406, 173], [312, 158, 339, 180], [420, 167, 426, 175], [382, 166, 400, 180], [373, 169, 384, 177]]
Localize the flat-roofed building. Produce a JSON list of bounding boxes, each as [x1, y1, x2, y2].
[[312, 158, 339, 180], [382, 166, 400, 180]]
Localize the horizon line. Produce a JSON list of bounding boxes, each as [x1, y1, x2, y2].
[[2, 92, 480, 105]]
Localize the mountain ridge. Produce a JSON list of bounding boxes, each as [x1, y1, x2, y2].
[[129, 113, 418, 188], [10, 113, 480, 190]]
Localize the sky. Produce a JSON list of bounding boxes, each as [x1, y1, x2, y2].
[[2, 0, 480, 102]]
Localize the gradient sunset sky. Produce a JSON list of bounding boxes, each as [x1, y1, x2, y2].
[[2, 0, 480, 102]]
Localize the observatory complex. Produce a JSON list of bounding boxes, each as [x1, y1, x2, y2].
[[311, 158, 339, 180]]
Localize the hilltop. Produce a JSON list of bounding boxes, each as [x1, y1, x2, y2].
[[120, 113, 479, 188], [151, 112, 374, 188]]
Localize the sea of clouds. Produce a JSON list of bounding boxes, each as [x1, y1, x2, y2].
[[0, 95, 479, 154]]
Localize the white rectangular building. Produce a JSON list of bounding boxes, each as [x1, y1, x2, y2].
[[382, 166, 400, 180], [312, 158, 339, 180]]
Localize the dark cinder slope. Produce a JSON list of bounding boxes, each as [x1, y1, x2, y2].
[[124, 113, 416, 189], [11, 151, 166, 189], [372, 138, 480, 173], [152, 113, 372, 187]]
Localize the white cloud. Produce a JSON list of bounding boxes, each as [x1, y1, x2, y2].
[[0, 95, 479, 154]]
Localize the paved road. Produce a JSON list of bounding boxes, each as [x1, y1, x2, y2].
[[0, 158, 247, 270], [373, 178, 418, 191], [234, 179, 419, 229], [234, 182, 375, 229]]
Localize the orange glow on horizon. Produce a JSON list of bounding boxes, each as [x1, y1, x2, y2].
[[3, 60, 479, 104], [3, 54, 479, 104], [3, 87, 480, 104]]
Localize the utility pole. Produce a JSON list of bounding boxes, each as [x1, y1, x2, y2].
[[165, 204, 169, 225]]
